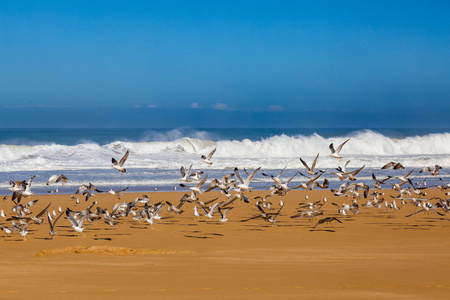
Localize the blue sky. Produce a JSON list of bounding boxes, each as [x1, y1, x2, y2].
[[0, 1, 449, 127]]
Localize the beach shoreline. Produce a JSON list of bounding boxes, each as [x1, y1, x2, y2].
[[0, 189, 449, 299]]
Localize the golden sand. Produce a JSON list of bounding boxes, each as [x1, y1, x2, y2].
[[0, 189, 449, 299]]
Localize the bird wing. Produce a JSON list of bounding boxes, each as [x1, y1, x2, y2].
[[206, 148, 217, 160], [335, 138, 350, 154], [46, 175, 58, 186], [65, 209, 80, 227], [329, 143, 336, 154], [351, 165, 365, 176], [28, 175, 36, 188], [196, 175, 208, 188], [234, 168, 244, 184], [393, 163, 405, 170], [299, 158, 311, 172], [244, 167, 261, 186], [119, 149, 130, 166], [276, 165, 287, 178], [311, 153, 320, 171], [180, 166, 186, 177], [306, 172, 324, 185], [381, 162, 395, 169], [286, 171, 299, 184], [36, 202, 52, 218]]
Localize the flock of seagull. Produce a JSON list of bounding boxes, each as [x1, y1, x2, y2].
[[1, 138, 450, 240]]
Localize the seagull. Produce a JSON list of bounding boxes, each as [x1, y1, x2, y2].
[[293, 172, 325, 190], [75, 182, 104, 194], [372, 173, 390, 189], [313, 217, 342, 228], [47, 211, 64, 239], [9, 180, 27, 192], [329, 138, 350, 159], [13, 224, 30, 240], [112, 149, 130, 173], [107, 187, 129, 199], [0, 226, 14, 237], [419, 165, 442, 176], [389, 169, 414, 183], [21, 175, 36, 197], [203, 201, 224, 220], [300, 153, 321, 175], [262, 165, 288, 185], [179, 164, 193, 182], [193, 205, 201, 220], [347, 164, 365, 181], [65, 208, 86, 235], [46, 174, 68, 186], [381, 162, 405, 170], [201, 148, 216, 165], [218, 207, 233, 222], [190, 170, 204, 182], [179, 175, 208, 195], [234, 167, 261, 192]]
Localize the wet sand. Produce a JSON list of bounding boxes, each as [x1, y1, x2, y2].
[[1, 189, 449, 299]]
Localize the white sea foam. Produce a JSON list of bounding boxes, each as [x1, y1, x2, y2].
[[1, 130, 450, 172]]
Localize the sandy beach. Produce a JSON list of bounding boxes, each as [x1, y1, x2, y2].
[[1, 189, 449, 299]]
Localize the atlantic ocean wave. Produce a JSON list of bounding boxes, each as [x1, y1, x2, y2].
[[1, 130, 450, 172]]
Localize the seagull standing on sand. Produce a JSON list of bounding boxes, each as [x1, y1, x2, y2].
[[112, 149, 130, 173], [329, 138, 350, 159]]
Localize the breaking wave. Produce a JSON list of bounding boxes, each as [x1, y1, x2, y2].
[[1, 130, 450, 172]]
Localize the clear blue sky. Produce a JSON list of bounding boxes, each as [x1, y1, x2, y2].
[[0, 1, 449, 127]]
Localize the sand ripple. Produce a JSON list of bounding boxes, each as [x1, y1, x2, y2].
[[35, 246, 179, 256]]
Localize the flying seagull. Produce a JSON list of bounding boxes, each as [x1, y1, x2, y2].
[[329, 138, 350, 159], [46, 174, 68, 186], [112, 149, 130, 173], [201, 148, 216, 165], [299, 153, 321, 175]]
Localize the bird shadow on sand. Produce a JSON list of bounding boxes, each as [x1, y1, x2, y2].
[[93, 237, 112, 241], [129, 226, 149, 230], [184, 235, 210, 239], [309, 229, 336, 232]]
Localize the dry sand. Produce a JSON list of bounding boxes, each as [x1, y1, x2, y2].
[[1, 189, 449, 299]]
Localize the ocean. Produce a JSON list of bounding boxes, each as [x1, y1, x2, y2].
[[1, 128, 450, 195]]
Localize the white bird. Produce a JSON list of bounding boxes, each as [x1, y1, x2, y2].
[[205, 201, 224, 220], [190, 170, 204, 182], [180, 175, 208, 195], [329, 138, 350, 159], [21, 175, 36, 197], [65, 209, 85, 235], [47, 211, 64, 239], [46, 174, 68, 186], [201, 148, 216, 165], [13, 224, 30, 240], [419, 165, 442, 176], [218, 207, 233, 222], [234, 167, 261, 191], [179, 164, 193, 182], [300, 153, 321, 175], [193, 205, 201, 219], [0, 226, 14, 237], [112, 149, 130, 173]]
